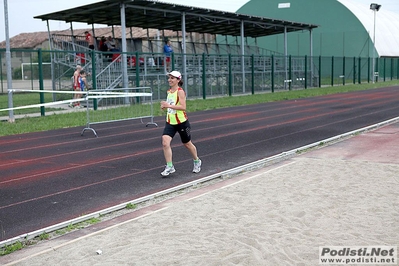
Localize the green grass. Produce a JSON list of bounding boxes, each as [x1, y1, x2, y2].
[[54, 217, 101, 236], [0, 217, 102, 256], [0, 80, 398, 137], [0, 241, 24, 256], [0, 111, 87, 136], [0, 92, 62, 115], [126, 203, 137, 209]]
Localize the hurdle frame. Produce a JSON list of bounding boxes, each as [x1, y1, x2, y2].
[[81, 87, 158, 137]]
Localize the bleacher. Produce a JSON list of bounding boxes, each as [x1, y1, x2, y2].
[[48, 32, 296, 101]]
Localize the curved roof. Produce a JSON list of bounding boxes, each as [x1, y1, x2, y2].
[[235, 0, 399, 57], [338, 0, 399, 57]]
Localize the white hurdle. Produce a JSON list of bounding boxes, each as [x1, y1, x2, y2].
[[81, 87, 158, 137], [0, 88, 158, 137], [0, 89, 87, 112]]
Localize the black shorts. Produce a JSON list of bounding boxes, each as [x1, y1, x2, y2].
[[162, 120, 191, 143]]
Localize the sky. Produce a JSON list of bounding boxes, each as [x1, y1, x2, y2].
[[1, 0, 399, 42]]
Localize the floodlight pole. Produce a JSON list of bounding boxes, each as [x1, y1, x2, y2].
[[3, 0, 14, 122], [370, 3, 381, 84]]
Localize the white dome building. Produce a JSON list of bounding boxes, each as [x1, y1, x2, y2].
[[235, 0, 399, 57]]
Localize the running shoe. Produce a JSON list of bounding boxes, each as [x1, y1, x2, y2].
[[161, 165, 176, 176], [193, 159, 202, 173]]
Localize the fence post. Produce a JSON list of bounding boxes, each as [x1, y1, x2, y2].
[[202, 53, 206, 99], [251, 54, 255, 94], [331, 56, 334, 87], [271, 55, 274, 93], [318, 56, 321, 88], [383, 57, 386, 82], [38, 49, 45, 116], [353, 57, 356, 84], [228, 54, 232, 96], [304, 55, 307, 89], [342, 56, 345, 86], [397, 58, 399, 80], [135, 51, 140, 86], [391, 58, 394, 80], [91, 50, 98, 110], [91, 50, 96, 88], [0, 51, 3, 93], [288, 55, 292, 91], [358, 57, 361, 84], [171, 52, 175, 71], [376, 57, 379, 82], [367, 57, 370, 83]]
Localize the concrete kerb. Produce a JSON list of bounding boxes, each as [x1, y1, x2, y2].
[[1, 116, 399, 249]]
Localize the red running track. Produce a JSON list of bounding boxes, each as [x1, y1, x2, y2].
[[0, 86, 399, 241]]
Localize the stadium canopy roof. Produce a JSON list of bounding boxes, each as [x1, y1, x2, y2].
[[34, 0, 318, 38], [34, 0, 319, 89]]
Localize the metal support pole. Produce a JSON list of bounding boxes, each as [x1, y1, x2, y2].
[[182, 12, 187, 96], [46, 20, 56, 102], [120, 3, 128, 89], [71, 22, 76, 52], [370, 4, 381, 83], [3, 0, 14, 122]]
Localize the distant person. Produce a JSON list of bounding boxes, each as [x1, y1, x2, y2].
[[163, 40, 173, 71], [73, 69, 89, 108], [148, 57, 156, 67], [105, 36, 116, 51], [160, 71, 201, 177], [70, 65, 82, 108], [99, 36, 108, 52], [113, 39, 120, 52], [85, 31, 94, 50], [105, 36, 117, 60], [79, 70, 89, 92]]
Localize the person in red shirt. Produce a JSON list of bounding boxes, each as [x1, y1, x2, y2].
[[70, 65, 83, 108], [85, 31, 94, 50]]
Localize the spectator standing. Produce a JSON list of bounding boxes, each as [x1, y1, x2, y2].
[[106, 36, 116, 51], [85, 31, 95, 50], [70, 65, 82, 108], [105, 36, 117, 60], [163, 40, 173, 71], [79, 70, 89, 92], [99, 36, 108, 52]]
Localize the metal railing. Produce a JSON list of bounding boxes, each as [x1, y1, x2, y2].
[[1, 47, 399, 119]]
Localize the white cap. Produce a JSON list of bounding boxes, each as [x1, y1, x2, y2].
[[168, 71, 182, 79]]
